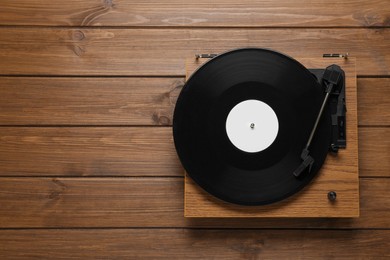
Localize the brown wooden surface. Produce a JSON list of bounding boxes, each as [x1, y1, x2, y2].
[[358, 78, 390, 126], [185, 58, 359, 217], [0, 77, 184, 126], [0, 1, 390, 258], [0, 177, 389, 229], [0, 77, 388, 126], [0, 127, 181, 177], [1, 0, 389, 27], [0, 29, 389, 76], [1, 229, 389, 259], [0, 127, 387, 177]]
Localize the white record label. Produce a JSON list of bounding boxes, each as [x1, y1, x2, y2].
[[225, 99, 279, 153]]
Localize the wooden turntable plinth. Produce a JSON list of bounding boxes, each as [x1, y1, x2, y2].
[[184, 57, 359, 218]]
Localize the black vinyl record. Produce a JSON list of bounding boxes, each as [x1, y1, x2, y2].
[[173, 48, 331, 205]]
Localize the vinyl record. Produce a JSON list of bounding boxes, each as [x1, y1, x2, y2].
[[173, 48, 331, 205]]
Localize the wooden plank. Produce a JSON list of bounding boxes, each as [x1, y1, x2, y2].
[[0, 77, 184, 125], [185, 57, 359, 217], [0, 127, 387, 177], [1, 77, 388, 126], [0, 28, 389, 76], [1, 0, 389, 27], [0, 177, 388, 228], [359, 127, 390, 177], [0, 229, 389, 259], [0, 127, 386, 177], [358, 78, 390, 126], [0, 127, 181, 177]]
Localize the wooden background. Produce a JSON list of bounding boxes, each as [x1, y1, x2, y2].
[[0, 0, 389, 258]]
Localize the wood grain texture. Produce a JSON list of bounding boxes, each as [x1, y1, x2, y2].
[[0, 127, 181, 177], [0, 127, 387, 177], [0, 177, 388, 228], [1, 0, 389, 27], [358, 78, 390, 126], [185, 168, 359, 217], [0, 28, 389, 76], [359, 127, 390, 177], [0, 77, 184, 125], [1, 229, 389, 259], [0, 77, 388, 126]]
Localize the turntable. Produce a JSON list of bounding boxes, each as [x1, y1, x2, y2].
[[173, 48, 359, 217]]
